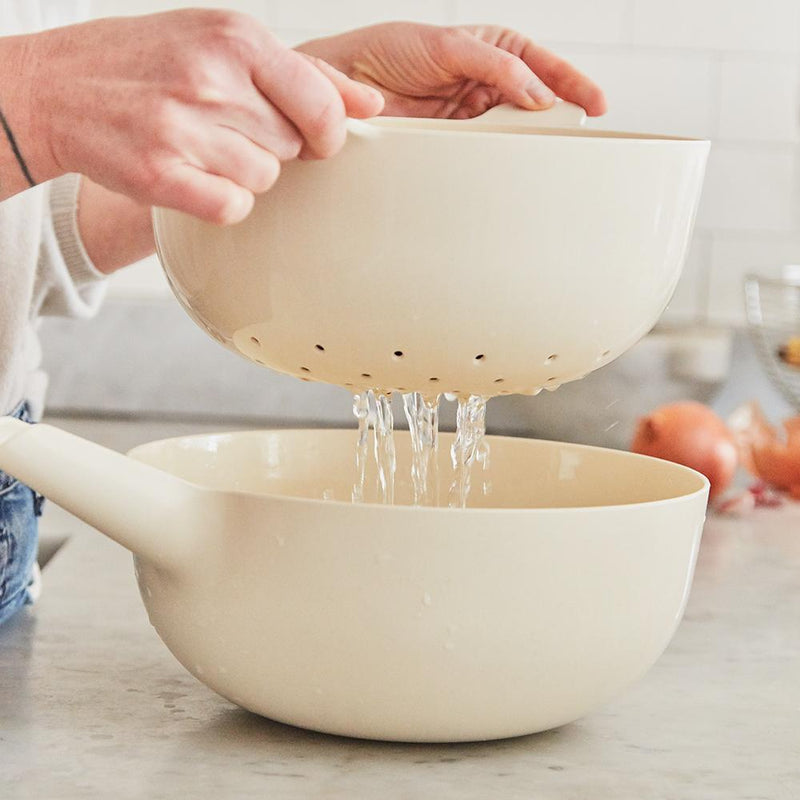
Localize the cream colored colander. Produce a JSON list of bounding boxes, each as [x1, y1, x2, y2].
[[153, 103, 709, 398]]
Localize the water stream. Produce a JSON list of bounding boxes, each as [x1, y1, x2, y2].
[[349, 390, 488, 508]]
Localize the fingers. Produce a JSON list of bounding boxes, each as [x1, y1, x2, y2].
[[201, 126, 282, 194], [300, 54, 385, 119], [226, 93, 305, 162], [516, 39, 607, 117], [440, 32, 556, 111], [252, 43, 351, 159], [154, 163, 255, 225]]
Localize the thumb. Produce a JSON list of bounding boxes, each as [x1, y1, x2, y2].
[[299, 53, 385, 119], [444, 33, 555, 110]]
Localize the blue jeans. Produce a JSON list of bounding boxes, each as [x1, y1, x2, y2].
[[0, 402, 43, 627]]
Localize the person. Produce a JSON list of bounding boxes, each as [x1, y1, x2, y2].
[[0, 4, 605, 626]]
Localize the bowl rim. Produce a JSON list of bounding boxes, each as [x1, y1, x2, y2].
[[128, 428, 710, 515]]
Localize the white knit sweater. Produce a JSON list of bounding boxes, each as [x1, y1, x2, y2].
[[0, 1, 104, 418]]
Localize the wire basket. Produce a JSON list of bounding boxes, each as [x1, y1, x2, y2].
[[745, 267, 800, 409]]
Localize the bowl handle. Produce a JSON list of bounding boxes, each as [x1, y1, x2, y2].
[[0, 417, 201, 570], [474, 99, 587, 128]]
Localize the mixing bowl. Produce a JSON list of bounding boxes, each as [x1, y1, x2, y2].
[[0, 419, 708, 742], [153, 103, 710, 397]]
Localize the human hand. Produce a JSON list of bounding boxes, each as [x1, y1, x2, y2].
[[296, 22, 605, 120], [8, 9, 383, 223]]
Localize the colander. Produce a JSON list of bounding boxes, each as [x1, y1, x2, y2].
[[745, 266, 800, 408], [153, 103, 709, 398]]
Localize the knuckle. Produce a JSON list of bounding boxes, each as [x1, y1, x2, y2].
[[202, 9, 251, 41], [201, 9, 260, 59], [149, 97, 181, 139], [432, 26, 471, 59], [548, 58, 575, 87], [305, 97, 346, 158], [135, 154, 171, 198], [495, 53, 529, 86]]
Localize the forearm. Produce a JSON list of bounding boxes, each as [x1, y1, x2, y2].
[[0, 32, 63, 200], [77, 179, 155, 275]]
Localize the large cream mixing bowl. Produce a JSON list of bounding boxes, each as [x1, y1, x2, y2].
[[153, 103, 709, 397], [0, 420, 708, 742]]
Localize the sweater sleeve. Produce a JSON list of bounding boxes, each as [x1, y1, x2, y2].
[[36, 173, 107, 318]]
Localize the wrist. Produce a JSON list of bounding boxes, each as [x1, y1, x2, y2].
[[0, 30, 64, 188]]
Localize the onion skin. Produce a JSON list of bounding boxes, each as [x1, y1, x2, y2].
[[729, 402, 800, 494], [631, 401, 738, 502], [750, 439, 800, 493]]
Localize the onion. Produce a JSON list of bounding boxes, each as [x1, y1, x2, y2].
[[631, 401, 738, 501], [729, 401, 800, 493]]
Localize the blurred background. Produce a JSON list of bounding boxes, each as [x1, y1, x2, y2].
[[40, 0, 800, 446]]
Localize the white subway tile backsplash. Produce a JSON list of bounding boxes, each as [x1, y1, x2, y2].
[[633, 0, 800, 53], [261, 0, 450, 31], [717, 56, 800, 143], [453, 0, 632, 45], [697, 145, 800, 233], [272, 29, 333, 48], [92, 0, 452, 27], [661, 232, 711, 324], [707, 233, 800, 323], [555, 47, 715, 138], [91, 0, 268, 18]]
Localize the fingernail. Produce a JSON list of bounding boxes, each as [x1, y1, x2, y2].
[[526, 82, 555, 106]]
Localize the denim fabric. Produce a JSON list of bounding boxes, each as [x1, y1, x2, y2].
[[0, 402, 43, 627]]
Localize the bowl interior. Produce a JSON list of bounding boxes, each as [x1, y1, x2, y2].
[[129, 429, 707, 510]]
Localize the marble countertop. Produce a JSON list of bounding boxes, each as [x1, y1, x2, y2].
[[1, 418, 800, 799]]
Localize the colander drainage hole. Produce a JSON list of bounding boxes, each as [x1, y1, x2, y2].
[[545, 354, 558, 363], [250, 336, 260, 346], [474, 354, 485, 362], [361, 372, 372, 379], [601, 349, 611, 358], [315, 344, 325, 352], [393, 350, 404, 359], [300, 366, 310, 373], [429, 377, 439, 383], [493, 377, 505, 384]]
